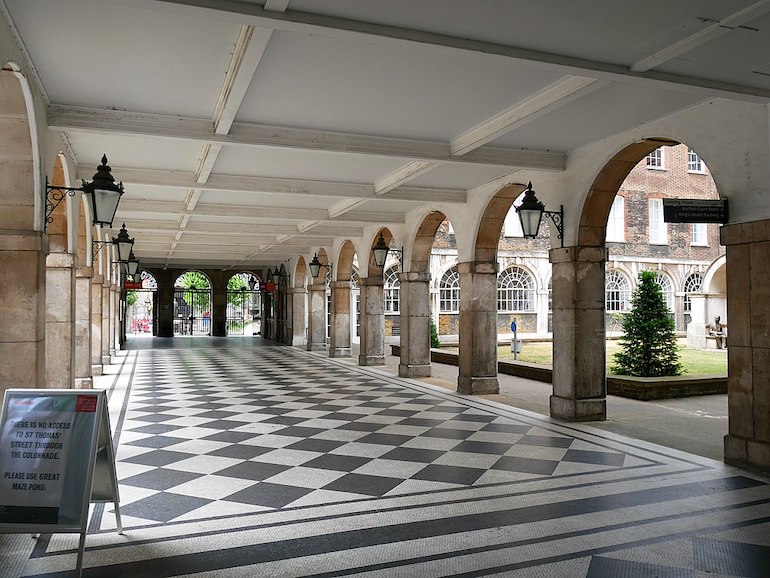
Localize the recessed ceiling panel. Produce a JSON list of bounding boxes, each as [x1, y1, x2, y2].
[[66, 133, 202, 173], [212, 146, 408, 183], [237, 30, 563, 140], [408, 164, 512, 190], [4, 0, 239, 117], [196, 190, 336, 209]]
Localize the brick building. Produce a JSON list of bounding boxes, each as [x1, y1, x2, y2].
[[424, 144, 725, 339]]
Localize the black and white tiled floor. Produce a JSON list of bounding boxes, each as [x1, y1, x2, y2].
[[5, 339, 770, 577]]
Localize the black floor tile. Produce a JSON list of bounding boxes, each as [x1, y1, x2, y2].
[[302, 454, 370, 472], [122, 450, 196, 467], [216, 461, 291, 481], [223, 482, 313, 509], [518, 434, 574, 448], [411, 464, 486, 485], [120, 492, 212, 523], [324, 473, 403, 497], [121, 468, 202, 491]]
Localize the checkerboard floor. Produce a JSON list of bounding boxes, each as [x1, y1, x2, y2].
[[6, 339, 770, 577]]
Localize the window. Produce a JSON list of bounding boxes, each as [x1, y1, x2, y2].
[[646, 147, 665, 169], [654, 273, 674, 312], [547, 278, 552, 311], [439, 267, 460, 312], [691, 222, 707, 246], [497, 267, 535, 312], [688, 148, 705, 173], [384, 267, 400, 313], [605, 270, 631, 311], [683, 273, 703, 313], [606, 196, 625, 242], [648, 198, 667, 244]]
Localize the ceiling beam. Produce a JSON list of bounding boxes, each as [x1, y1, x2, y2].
[[117, 199, 405, 224], [146, 0, 770, 101], [79, 165, 468, 203], [53, 105, 566, 170]]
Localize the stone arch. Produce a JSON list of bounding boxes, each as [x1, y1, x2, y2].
[[310, 249, 330, 286], [0, 64, 44, 392], [336, 240, 356, 282], [367, 228, 395, 277], [578, 138, 679, 247], [411, 211, 447, 274], [474, 183, 529, 262], [294, 256, 307, 289]]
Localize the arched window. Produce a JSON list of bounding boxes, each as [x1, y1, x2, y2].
[[683, 272, 703, 313], [605, 270, 631, 311], [497, 267, 535, 312], [384, 266, 400, 313], [654, 272, 674, 312], [439, 267, 460, 312]]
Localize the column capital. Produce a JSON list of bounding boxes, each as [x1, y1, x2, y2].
[[76, 266, 93, 279], [456, 261, 498, 275], [398, 271, 430, 283], [358, 275, 384, 287], [720, 218, 770, 246], [330, 280, 351, 289], [549, 246, 607, 264], [307, 283, 327, 293]]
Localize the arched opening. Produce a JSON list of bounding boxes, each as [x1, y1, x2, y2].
[[226, 272, 261, 336], [126, 271, 158, 337], [173, 271, 212, 336], [328, 241, 358, 356]]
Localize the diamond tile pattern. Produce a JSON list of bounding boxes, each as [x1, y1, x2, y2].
[[113, 346, 633, 522]]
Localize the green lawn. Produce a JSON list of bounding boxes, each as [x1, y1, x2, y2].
[[489, 339, 728, 375]]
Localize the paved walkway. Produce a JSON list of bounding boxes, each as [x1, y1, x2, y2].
[[1, 337, 766, 578]]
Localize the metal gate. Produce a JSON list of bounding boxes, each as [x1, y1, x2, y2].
[[227, 289, 260, 335], [127, 289, 157, 335], [174, 288, 211, 335]]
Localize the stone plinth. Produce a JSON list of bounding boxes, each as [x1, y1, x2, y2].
[[91, 275, 103, 375], [45, 251, 75, 388], [74, 267, 93, 389]]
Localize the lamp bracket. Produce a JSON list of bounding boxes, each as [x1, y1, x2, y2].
[[45, 179, 83, 230], [92, 239, 111, 258], [543, 205, 564, 247]]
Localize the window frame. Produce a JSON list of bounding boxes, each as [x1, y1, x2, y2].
[[646, 147, 665, 170], [648, 197, 668, 245], [497, 267, 535, 313], [439, 267, 461, 313], [606, 195, 625, 242]]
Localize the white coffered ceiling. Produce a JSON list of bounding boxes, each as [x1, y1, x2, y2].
[[3, 0, 770, 269]]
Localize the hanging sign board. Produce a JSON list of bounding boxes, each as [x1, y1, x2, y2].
[[123, 280, 143, 290], [0, 389, 122, 576], [662, 198, 728, 223]]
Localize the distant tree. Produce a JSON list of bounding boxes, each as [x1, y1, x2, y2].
[[430, 317, 440, 348], [126, 290, 138, 307], [611, 270, 683, 377]]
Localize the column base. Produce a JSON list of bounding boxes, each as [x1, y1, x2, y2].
[[91, 365, 103, 376], [74, 377, 93, 389], [307, 343, 326, 352], [399, 363, 431, 378], [724, 434, 770, 471], [329, 347, 351, 358], [457, 376, 499, 395], [550, 395, 606, 421], [101, 355, 111, 366], [359, 355, 385, 366]]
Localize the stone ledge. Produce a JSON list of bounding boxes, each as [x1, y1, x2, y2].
[[390, 345, 727, 401]]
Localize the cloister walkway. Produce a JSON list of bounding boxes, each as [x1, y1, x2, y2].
[[2, 337, 768, 577]]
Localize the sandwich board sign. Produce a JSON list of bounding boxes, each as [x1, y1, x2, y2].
[[0, 389, 122, 577]]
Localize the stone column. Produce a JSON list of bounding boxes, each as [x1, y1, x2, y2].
[[109, 284, 118, 357], [329, 281, 352, 357], [398, 271, 431, 377], [210, 273, 228, 337], [306, 284, 327, 351], [457, 261, 499, 394], [291, 287, 307, 346], [0, 232, 46, 397], [358, 276, 385, 366], [549, 246, 608, 421], [721, 219, 770, 470], [45, 251, 76, 388], [74, 266, 93, 389], [91, 274, 103, 375], [101, 280, 111, 367], [155, 270, 175, 337]]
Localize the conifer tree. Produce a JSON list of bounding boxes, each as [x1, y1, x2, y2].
[[611, 270, 683, 377], [430, 317, 441, 349]]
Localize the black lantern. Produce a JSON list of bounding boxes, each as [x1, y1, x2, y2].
[[113, 223, 134, 262], [82, 155, 125, 228], [371, 233, 390, 269], [308, 253, 332, 279], [515, 182, 564, 246], [125, 249, 139, 276]]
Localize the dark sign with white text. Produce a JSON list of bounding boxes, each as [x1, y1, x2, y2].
[[663, 198, 728, 223]]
